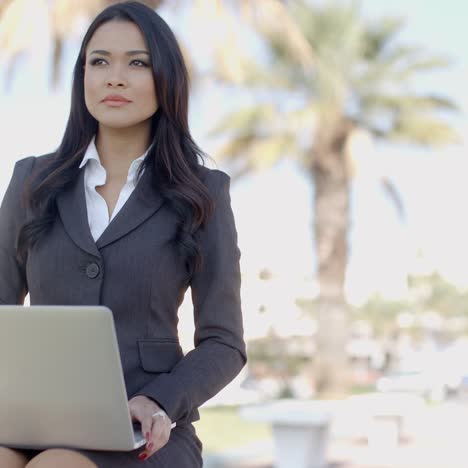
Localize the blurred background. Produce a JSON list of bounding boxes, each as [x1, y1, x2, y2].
[[2, 0, 468, 466]]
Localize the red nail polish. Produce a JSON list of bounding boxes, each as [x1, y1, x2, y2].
[[146, 432, 150, 439], [138, 453, 148, 461]]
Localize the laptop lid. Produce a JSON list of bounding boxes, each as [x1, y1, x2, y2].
[[0, 305, 146, 451]]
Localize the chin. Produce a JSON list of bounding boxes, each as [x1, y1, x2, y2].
[[96, 117, 146, 130]]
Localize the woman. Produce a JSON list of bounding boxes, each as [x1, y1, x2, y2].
[[0, 1, 246, 467]]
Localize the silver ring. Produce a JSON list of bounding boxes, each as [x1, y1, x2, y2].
[[152, 409, 176, 429]]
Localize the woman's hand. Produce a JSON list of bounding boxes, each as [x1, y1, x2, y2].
[[128, 395, 172, 461]]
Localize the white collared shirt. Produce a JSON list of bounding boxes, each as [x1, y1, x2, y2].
[[79, 136, 148, 242]]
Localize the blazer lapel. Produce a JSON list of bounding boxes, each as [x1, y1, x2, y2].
[[95, 166, 164, 249], [56, 164, 165, 255], [56, 167, 100, 257]]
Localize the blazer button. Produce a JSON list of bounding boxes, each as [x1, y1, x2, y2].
[[86, 262, 100, 279]]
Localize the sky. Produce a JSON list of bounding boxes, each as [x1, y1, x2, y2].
[[1, 0, 468, 312], [354, 0, 468, 295]]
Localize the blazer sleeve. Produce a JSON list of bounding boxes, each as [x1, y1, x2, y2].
[[0, 156, 36, 305], [133, 170, 247, 423]]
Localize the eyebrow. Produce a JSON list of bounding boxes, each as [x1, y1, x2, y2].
[[89, 50, 149, 56]]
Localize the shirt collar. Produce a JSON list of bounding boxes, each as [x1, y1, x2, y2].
[[79, 136, 149, 184]]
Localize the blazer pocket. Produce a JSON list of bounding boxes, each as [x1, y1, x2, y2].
[[137, 339, 184, 373]]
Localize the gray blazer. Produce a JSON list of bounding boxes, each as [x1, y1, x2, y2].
[[0, 154, 247, 426]]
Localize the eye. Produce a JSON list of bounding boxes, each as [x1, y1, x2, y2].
[[89, 58, 107, 66], [131, 59, 149, 67]]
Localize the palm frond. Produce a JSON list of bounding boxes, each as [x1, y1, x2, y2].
[[0, 0, 166, 89], [215, 133, 258, 163], [216, 133, 298, 168], [247, 134, 298, 169], [211, 0, 458, 163], [211, 52, 278, 88], [389, 114, 460, 146], [381, 176, 405, 220], [192, 0, 316, 86], [245, 0, 317, 71], [208, 104, 278, 137], [355, 47, 453, 94], [361, 93, 459, 113], [392, 55, 454, 80], [362, 15, 405, 61]]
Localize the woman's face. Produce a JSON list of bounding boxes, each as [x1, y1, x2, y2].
[[84, 20, 158, 130]]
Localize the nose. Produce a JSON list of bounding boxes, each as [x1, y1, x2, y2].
[[106, 77, 127, 87], [106, 65, 127, 88]]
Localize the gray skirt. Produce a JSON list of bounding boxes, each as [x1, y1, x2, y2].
[[2, 423, 203, 467]]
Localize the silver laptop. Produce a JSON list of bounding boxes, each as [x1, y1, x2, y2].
[[0, 305, 148, 451]]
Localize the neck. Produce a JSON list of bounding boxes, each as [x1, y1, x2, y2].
[[95, 123, 151, 180]]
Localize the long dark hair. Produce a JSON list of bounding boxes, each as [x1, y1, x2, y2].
[[17, 1, 214, 280]]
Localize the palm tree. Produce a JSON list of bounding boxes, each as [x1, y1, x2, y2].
[[0, 0, 312, 90], [1, 0, 459, 396], [209, 0, 459, 396], [0, 0, 164, 88]]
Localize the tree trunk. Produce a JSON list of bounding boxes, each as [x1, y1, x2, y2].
[[311, 118, 353, 397]]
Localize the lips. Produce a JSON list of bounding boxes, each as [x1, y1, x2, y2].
[[102, 94, 131, 103]]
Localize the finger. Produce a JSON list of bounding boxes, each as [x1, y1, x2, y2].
[[129, 411, 139, 423], [144, 419, 171, 456], [143, 432, 170, 458], [140, 415, 155, 444], [146, 416, 164, 450], [128, 400, 143, 423]]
